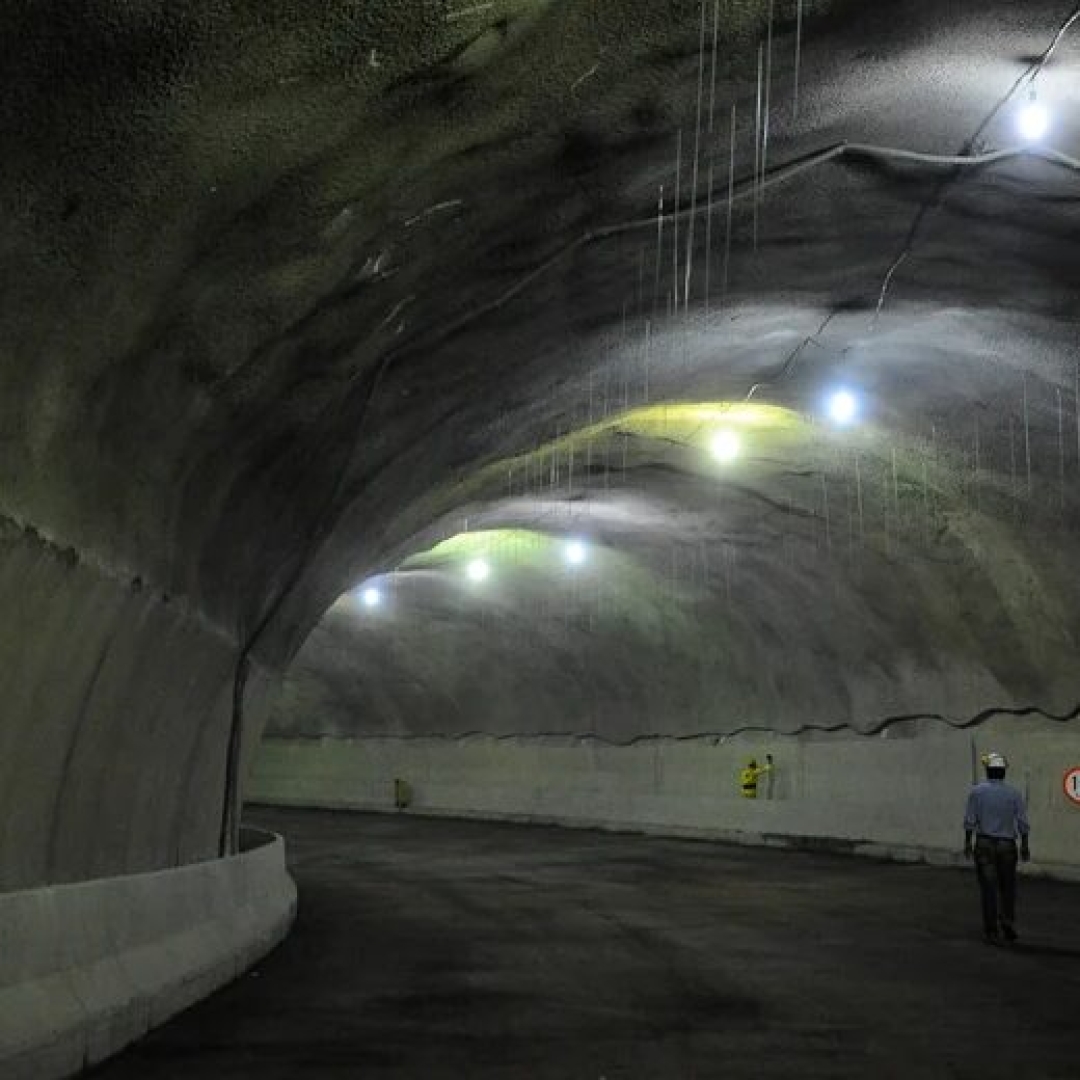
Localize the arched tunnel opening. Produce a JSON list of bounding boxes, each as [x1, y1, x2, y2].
[[3, 0, 1080, 1076]]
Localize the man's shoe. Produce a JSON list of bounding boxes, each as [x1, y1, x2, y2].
[[1000, 923, 1018, 942]]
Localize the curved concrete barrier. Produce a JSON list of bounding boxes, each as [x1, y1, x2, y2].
[[0, 829, 297, 1079]]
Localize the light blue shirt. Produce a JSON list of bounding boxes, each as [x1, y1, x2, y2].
[[964, 779, 1030, 840]]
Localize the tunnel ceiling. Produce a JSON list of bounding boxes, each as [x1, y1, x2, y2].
[[6, 0, 1080, 748]]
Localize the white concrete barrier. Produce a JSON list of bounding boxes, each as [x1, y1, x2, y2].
[[250, 717, 1080, 881], [0, 829, 297, 1079]]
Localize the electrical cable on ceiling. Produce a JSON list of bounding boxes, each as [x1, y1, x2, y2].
[[355, 700, 1080, 747], [401, 140, 1080, 369]]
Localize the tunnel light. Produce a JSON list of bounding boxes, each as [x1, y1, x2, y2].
[[709, 430, 742, 463], [1017, 96, 1050, 143], [564, 539, 589, 567], [466, 557, 491, 584], [360, 585, 382, 610], [826, 389, 859, 427]]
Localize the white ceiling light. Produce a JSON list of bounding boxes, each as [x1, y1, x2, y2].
[[709, 430, 742, 463], [360, 585, 382, 610], [466, 557, 491, 584], [1017, 97, 1050, 143], [826, 388, 858, 426], [564, 539, 588, 567]]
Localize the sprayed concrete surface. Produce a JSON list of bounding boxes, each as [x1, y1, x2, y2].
[[1, 1, 1078, 1069], [90, 807, 1080, 1080], [4, 0, 1080, 893]]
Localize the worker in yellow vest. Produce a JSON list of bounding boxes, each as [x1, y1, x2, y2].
[[740, 754, 773, 798]]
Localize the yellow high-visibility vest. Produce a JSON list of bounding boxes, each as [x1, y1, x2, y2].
[[740, 763, 770, 798]]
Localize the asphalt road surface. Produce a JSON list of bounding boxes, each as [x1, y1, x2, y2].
[[91, 808, 1080, 1079]]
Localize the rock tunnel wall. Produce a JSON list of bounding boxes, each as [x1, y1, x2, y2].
[[4, 0, 1080, 1066], [255, 483, 1080, 876], [265, 514, 1080, 745], [5, 0, 1077, 893]]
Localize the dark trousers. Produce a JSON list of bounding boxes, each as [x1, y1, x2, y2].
[[974, 836, 1018, 934]]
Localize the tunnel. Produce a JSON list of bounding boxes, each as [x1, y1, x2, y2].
[[2, 0, 1080, 1076]]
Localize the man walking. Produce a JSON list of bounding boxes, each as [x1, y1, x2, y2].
[[963, 752, 1030, 944]]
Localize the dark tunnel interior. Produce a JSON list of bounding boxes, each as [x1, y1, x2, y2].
[[2, 1, 1080, 1076]]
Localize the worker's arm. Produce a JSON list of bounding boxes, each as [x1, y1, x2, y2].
[[1016, 791, 1031, 862], [963, 791, 977, 859]]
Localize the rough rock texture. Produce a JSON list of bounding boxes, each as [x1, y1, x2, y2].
[[2, 0, 1080, 886], [269, 0, 1080, 743]]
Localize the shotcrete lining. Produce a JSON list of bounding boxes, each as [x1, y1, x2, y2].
[[6, 2, 1071, 639], [3, 0, 1080, 881]]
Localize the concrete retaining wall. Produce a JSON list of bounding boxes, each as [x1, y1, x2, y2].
[[0, 829, 297, 1079], [0, 520, 256, 892], [250, 718, 1080, 879]]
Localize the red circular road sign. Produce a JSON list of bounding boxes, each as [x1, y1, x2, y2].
[[1064, 768, 1080, 806]]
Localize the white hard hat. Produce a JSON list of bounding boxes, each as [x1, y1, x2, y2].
[[983, 751, 1008, 770]]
